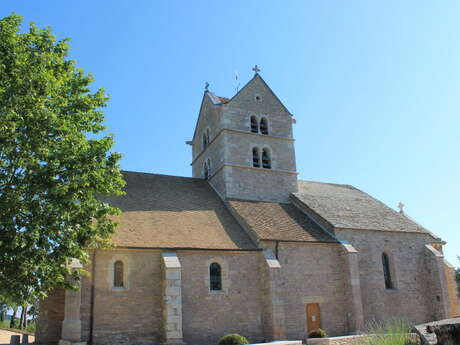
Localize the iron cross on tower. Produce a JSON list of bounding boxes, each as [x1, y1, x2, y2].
[[252, 65, 261, 74]]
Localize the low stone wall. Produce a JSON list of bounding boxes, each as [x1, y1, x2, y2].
[[307, 333, 419, 345]]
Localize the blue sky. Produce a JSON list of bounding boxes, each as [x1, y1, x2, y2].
[[2, 1, 459, 264]]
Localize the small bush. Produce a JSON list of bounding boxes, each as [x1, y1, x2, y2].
[[360, 319, 414, 345], [218, 334, 249, 345], [308, 328, 328, 338]]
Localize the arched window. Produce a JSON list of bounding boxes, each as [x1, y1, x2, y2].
[[382, 253, 393, 289], [260, 117, 268, 135], [262, 148, 271, 169], [209, 262, 222, 291], [203, 160, 210, 179], [252, 147, 260, 168], [114, 260, 124, 288], [250, 116, 258, 133]]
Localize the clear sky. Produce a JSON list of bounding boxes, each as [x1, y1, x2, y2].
[[2, 1, 459, 264]]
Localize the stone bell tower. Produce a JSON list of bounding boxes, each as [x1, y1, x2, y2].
[[188, 67, 298, 202]]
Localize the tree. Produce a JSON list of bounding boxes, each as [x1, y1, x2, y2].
[[0, 14, 125, 303], [10, 306, 18, 329]]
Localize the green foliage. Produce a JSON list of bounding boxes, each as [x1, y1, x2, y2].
[[0, 14, 125, 302], [308, 328, 328, 338], [25, 321, 35, 333], [360, 319, 416, 345], [217, 334, 249, 345]]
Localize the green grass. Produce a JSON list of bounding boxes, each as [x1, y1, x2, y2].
[[0, 320, 36, 333], [360, 319, 416, 345]]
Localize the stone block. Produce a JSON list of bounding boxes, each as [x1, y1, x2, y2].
[[166, 269, 181, 280], [166, 286, 181, 296]]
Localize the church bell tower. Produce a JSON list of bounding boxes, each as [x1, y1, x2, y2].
[[189, 67, 298, 202]]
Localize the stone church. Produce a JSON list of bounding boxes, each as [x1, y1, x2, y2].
[[37, 69, 459, 345]]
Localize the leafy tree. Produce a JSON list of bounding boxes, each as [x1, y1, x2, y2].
[[0, 14, 125, 302]]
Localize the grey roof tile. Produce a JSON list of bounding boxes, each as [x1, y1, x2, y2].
[[294, 180, 431, 234]]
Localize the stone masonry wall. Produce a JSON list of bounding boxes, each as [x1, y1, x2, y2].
[[444, 260, 460, 317], [179, 251, 265, 345], [192, 95, 222, 161], [89, 249, 163, 345], [36, 288, 65, 345], [262, 242, 350, 339], [334, 229, 442, 325], [225, 131, 296, 171], [224, 165, 298, 202], [224, 75, 293, 139]]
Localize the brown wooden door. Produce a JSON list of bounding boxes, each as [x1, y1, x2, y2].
[[306, 303, 321, 333]]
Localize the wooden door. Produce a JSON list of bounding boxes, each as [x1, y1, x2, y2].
[[306, 303, 321, 333]]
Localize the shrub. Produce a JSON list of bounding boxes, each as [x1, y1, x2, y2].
[[308, 328, 328, 338], [360, 319, 414, 345], [218, 334, 249, 345]]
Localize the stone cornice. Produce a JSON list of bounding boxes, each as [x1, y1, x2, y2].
[[190, 127, 294, 166], [208, 163, 298, 182]]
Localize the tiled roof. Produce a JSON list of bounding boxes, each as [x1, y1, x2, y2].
[[102, 171, 257, 250], [293, 180, 432, 234], [227, 199, 338, 243]]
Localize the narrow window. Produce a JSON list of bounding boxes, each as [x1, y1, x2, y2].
[[252, 147, 260, 168], [202, 133, 208, 150], [260, 117, 268, 135], [210, 262, 222, 291], [382, 253, 393, 289], [207, 158, 211, 176], [203, 161, 210, 179], [250, 116, 258, 133], [262, 148, 271, 169], [206, 128, 211, 144], [114, 261, 124, 288]]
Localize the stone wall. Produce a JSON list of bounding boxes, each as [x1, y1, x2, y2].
[[444, 260, 460, 317], [192, 94, 222, 162], [179, 251, 265, 345], [224, 75, 293, 139], [263, 242, 350, 339], [36, 288, 65, 345], [225, 131, 296, 171], [223, 165, 298, 202], [334, 229, 445, 324], [87, 249, 163, 345]]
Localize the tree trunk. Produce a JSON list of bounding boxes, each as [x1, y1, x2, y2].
[[23, 305, 28, 329], [19, 306, 25, 329], [10, 307, 17, 329]]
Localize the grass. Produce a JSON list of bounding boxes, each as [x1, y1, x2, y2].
[[360, 319, 416, 345], [0, 320, 36, 333]]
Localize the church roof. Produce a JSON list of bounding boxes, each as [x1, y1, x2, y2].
[[104, 171, 258, 250], [293, 180, 433, 235], [227, 199, 338, 243]]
